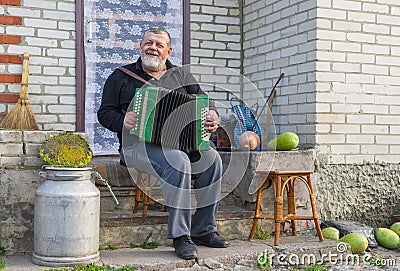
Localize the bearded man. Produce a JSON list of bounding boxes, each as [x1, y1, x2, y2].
[[97, 28, 229, 260]]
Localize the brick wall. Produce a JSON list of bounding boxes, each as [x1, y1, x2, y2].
[[0, 0, 76, 130], [190, 0, 242, 114], [315, 0, 400, 164], [243, 0, 400, 164], [242, 0, 317, 147]]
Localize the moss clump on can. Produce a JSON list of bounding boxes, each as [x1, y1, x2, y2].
[[40, 132, 93, 167]]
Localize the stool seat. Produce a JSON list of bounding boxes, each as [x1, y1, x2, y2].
[[249, 169, 324, 245]]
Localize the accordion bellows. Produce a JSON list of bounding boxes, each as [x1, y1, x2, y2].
[[130, 87, 210, 151]]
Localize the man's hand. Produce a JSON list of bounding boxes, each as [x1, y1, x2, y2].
[[205, 109, 219, 133], [123, 111, 138, 130]]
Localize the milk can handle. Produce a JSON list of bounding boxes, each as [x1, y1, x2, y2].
[[39, 171, 46, 178], [54, 173, 84, 178]]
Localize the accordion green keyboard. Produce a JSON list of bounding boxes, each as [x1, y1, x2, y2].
[[130, 86, 210, 151]]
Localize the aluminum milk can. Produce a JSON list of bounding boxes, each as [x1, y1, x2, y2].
[[32, 166, 100, 267]]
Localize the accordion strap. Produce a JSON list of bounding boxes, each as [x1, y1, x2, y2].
[[118, 66, 153, 86]]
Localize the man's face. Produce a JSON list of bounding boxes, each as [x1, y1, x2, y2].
[[140, 32, 172, 72]]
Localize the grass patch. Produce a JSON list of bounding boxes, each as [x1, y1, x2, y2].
[[100, 245, 118, 251], [0, 258, 5, 271], [255, 227, 271, 240], [130, 232, 159, 250]]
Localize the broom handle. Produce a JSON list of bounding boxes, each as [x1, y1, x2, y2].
[[20, 52, 30, 100]]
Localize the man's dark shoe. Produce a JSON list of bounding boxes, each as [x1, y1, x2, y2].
[[173, 235, 198, 260], [192, 232, 229, 248]]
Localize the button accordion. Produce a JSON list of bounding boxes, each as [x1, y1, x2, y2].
[[130, 86, 210, 151]]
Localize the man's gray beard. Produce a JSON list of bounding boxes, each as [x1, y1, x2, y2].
[[141, 54, 165, 72]]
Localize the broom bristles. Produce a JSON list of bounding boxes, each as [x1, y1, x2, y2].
[[1, 98, 39, 130], [0, 52, 39, 130]]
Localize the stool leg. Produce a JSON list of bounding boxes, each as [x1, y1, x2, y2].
[[249, 176, 266, 239], [274, 176, 283, 246], [307, 174, 324, 241], [287, 178, 296, 235], [133, 185, 141, 213]]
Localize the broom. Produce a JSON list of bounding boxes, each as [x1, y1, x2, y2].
[[1, 52, 39, 130]]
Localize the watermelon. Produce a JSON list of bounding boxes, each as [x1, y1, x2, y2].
[[322, 227, 340, 241], [267, 132, 299, 151], [339, 233, 368, 254], [390, 222, 400, 236], [375, 228, 400, 249]]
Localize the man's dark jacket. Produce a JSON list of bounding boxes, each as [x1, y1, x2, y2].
[[97, 57, 217, 152]]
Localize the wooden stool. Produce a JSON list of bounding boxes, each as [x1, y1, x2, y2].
[[249, 170, 324, 246], [133, 170, 164, 217]]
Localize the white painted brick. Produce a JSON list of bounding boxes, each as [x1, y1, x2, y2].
[[25, 37, 58, 47], [0, 130, 22, 142], [333, 0, 361, 11], [58, 21, 75, 31], [24, 0, 57, 9], [317, 30, 346, 41], [316, 113, 345, 123], [347, 114, 375, 123], [316, 134, 345, 144], [377, 15, 400, 26], [390, 67, 400, 76], [7, 45, 42, 55], [29, 76, 58, 85], [347, 134, 375, 144], [333, 21, 361, 32], [390, 126, 400, 134], [24, 18, 57, 29], [363, 23, 390, 34], [348, 11, 376, 23], [59, 115, 76, 122], [375, 155, 400, 163], [318, 8, 346, 20], [363, 3, 390, 14], [347, 32, 376, 43], [316, 72, 345, 82], [332, 104, 360, 113], [214, 0, 238, 7], [376, 135, 400, 144], [46, 48, 75, 58], [331, 144, 360, 154], [390, 105, 400, 114], [58, 2, 75, 11], [191, 14, 214, 22], [217, 33, 241, 43], [7, 7, 41, 17], [6, 26, 35, 36], [362, 125, 388, 134], [59, 58, 75, 67], [38, 29, 70, 39], [201, 24, 227, 32], [44, 86, 75, 95], [317, 51, 346, 62], [215, 50, 240, 59], [43, 123, 75, 131], [43, 66, 66, 76], [362, 64, 389, 75], [362, 44, 390, 55], [375, 76, 400, 85], [316, 124, 331, 133], [202, 6, 228, 15], [377, 35, 400, 46], [332, 124, 360, 133], [347, 53, 375, 63], [0, 143, 24, 155], [43, 10, 75, 21], [361, 104, 389, 114], [333, 63, 360, 73], [215, 16, 240, 25], [47, 105, 75, 114], [376, 115, 400, 125], [191, 49, 214, 57]]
